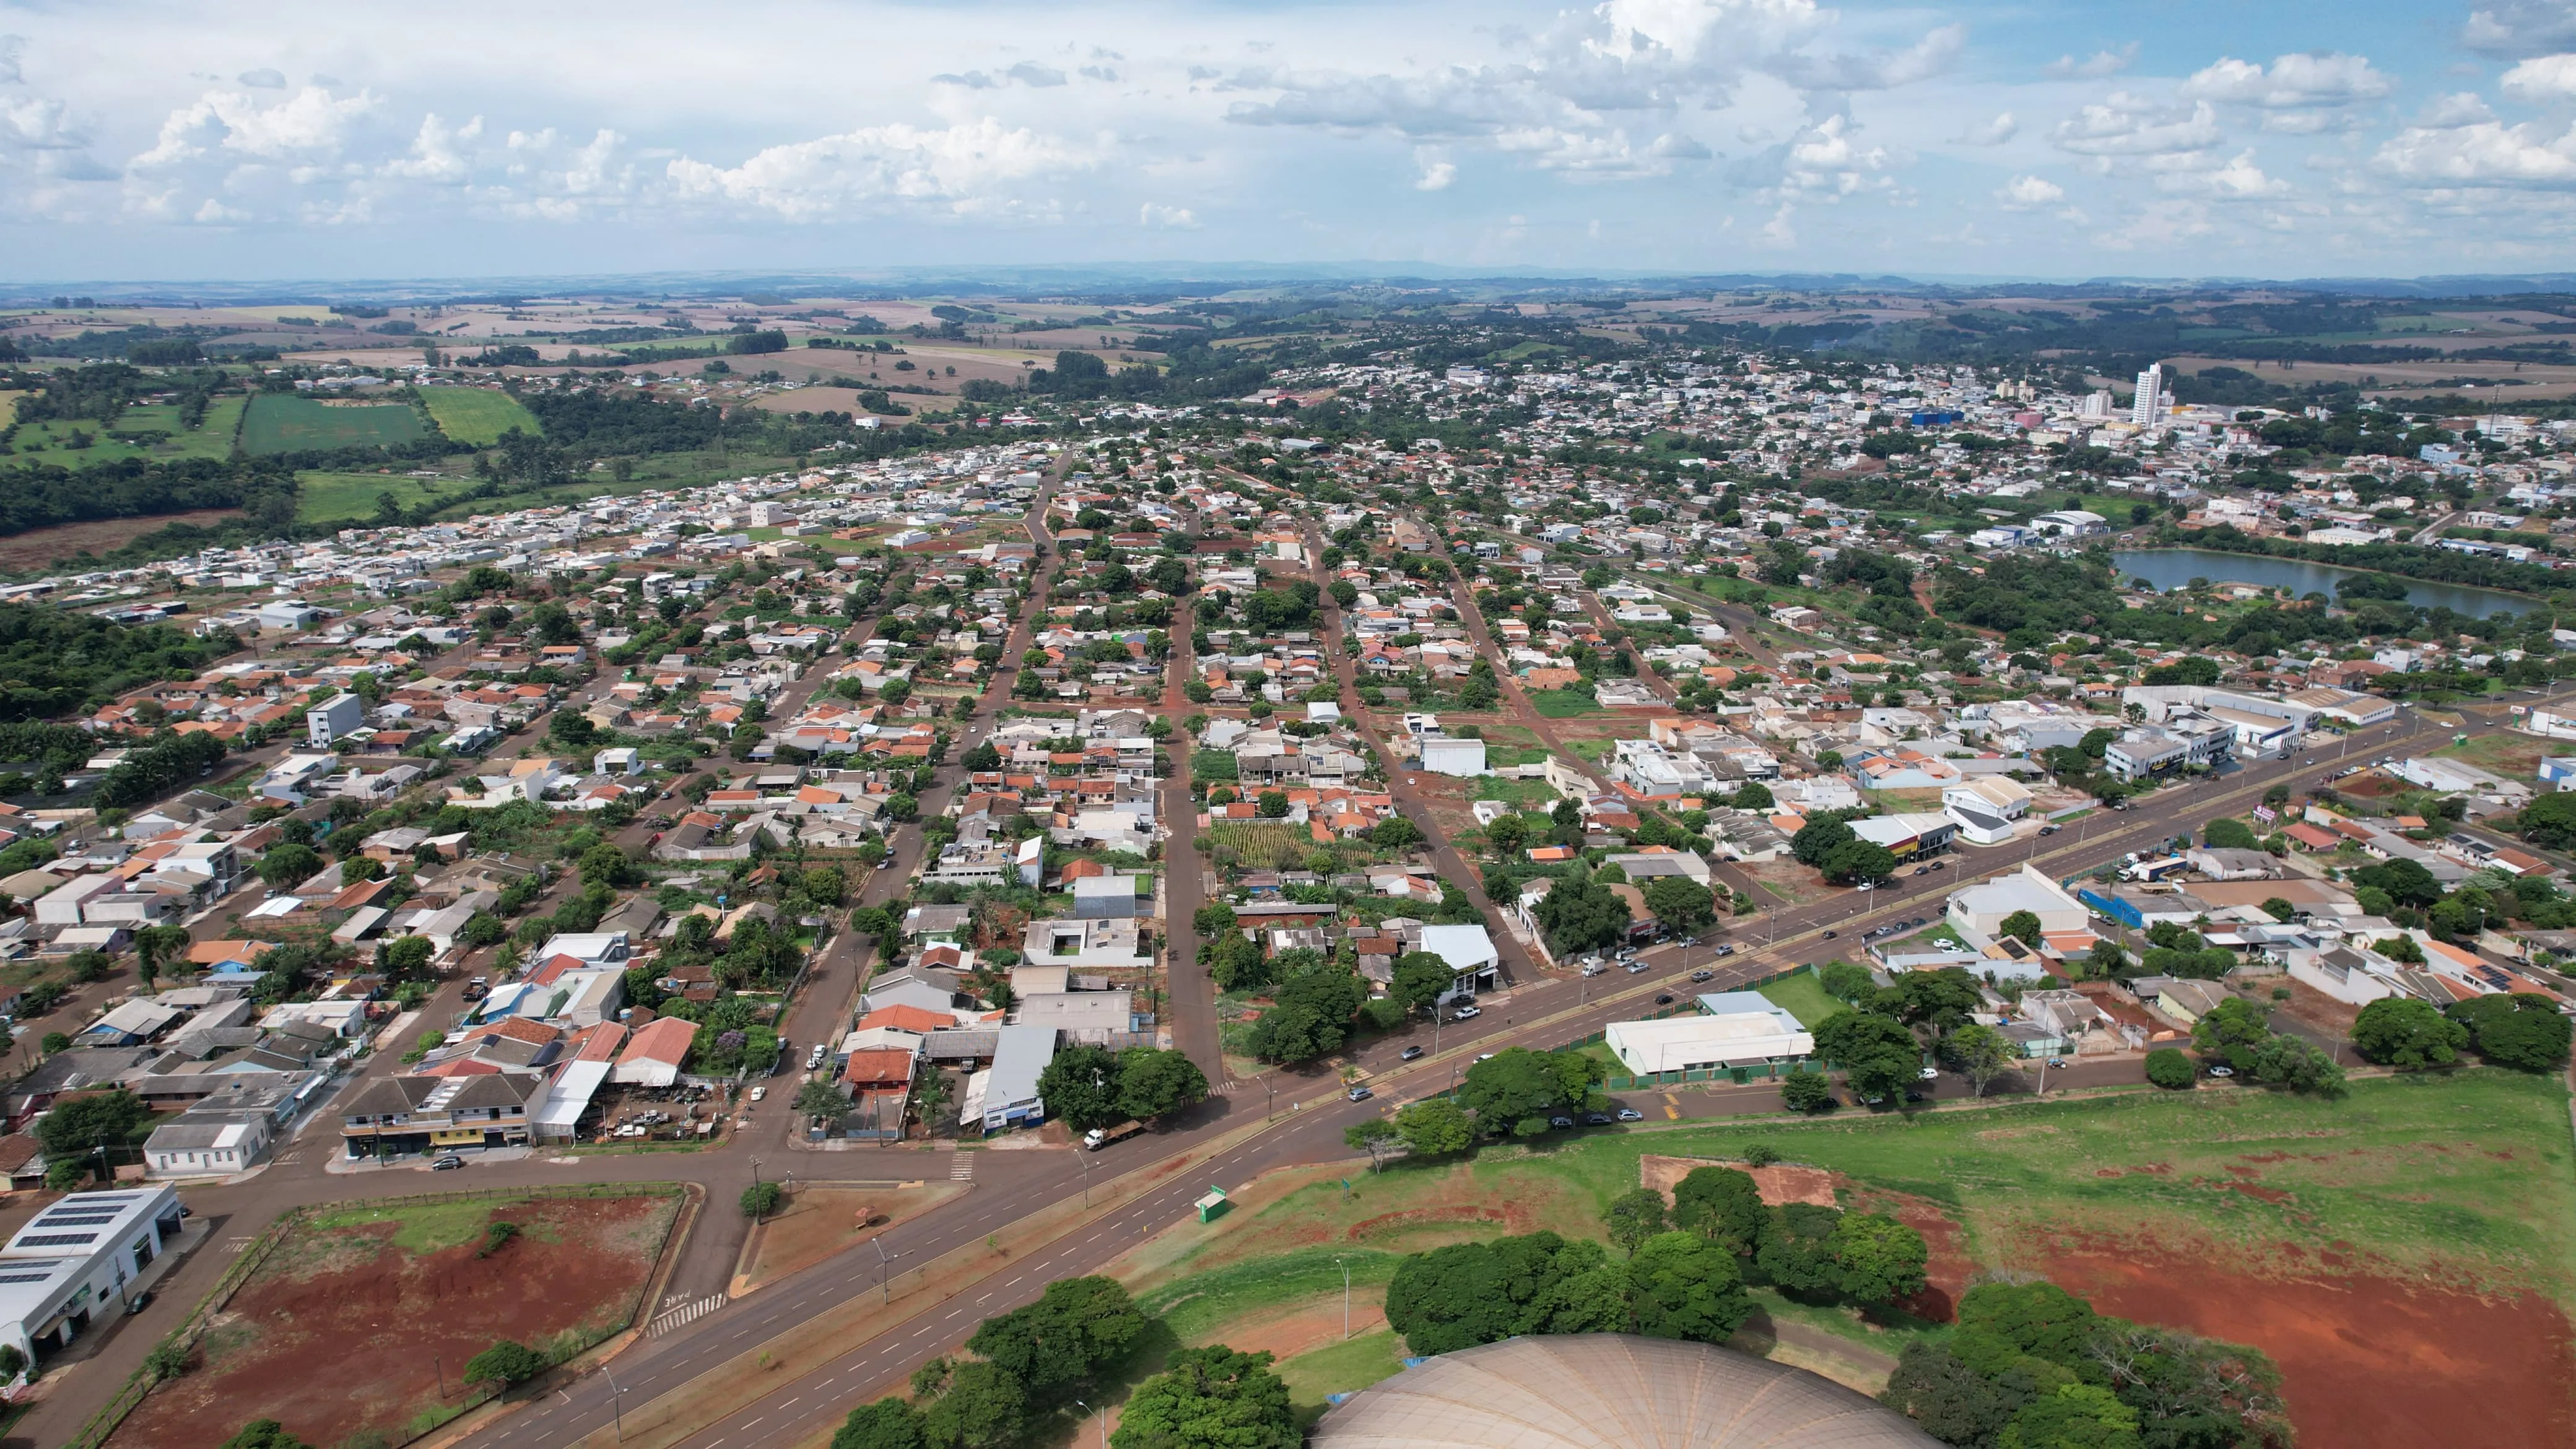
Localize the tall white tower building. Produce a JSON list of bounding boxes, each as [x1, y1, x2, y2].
[[2131, 363, 2163, 427]]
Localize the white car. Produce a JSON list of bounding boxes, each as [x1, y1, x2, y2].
[[1451, 1004, 1482, 1020], [1918, 1066, 1939, 1080], [749, 1086, 768, 1102]]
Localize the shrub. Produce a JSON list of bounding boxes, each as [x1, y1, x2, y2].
[[2143, 1048, 2196, 1090], [462, 1338, 549, 1388], [741, 1181, 785, 1217]]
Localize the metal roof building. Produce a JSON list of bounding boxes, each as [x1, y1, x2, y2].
[[1312, 1336, 1939, 1449]]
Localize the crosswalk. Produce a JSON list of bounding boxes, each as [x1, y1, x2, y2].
[[222, 1237, 255, 1254], [649, 1293, 727, 1336], [947, 1152, 975, 1182]]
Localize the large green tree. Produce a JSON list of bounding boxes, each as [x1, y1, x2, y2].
[[1393, 1097, 1473, 1156], [2351, 997, 2469, 1069], [1531, 868, 1632, 956], [1036, 1045, 1126, 1130], [1625, 1231, 1754, 1343], [1641, 876, 1717, 934], [832, 1400, 926, 1449], [1813, 1011, 1922, 1102], [1110, 1346, 1297, 1449], [1669, 1166, 1766, 1255], [1115, 1047, 1209, 1122], [965, 1276, 1144, 1402], [1827, 1212, 1931, 1305], [2448, 992, 2574, 1072]]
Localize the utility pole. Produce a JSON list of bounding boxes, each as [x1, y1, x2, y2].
[[1336, 1256, 1351, 1340], [874, 1236, 897, 1303], [603, 1366, 627, 1442]]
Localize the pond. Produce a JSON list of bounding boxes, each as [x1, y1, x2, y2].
[[2108, 548, 2538, 617]]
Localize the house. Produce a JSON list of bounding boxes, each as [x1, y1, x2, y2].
[[1417, 737, 1487, 777], [336, 1073, 541, 1158], [612, 1016, 698, 1087], [142, 1078, 303, 1178], [1416, 923, 1502, 999], [967, 1023, 1056, 1132], [2154, 979, 2230, 1026], [307, 694, 363, 748]]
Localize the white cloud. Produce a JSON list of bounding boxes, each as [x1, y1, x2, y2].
[[0, 35, 22, 87], [2179, 52, 2393, 133], [2045, 44, 2137, 80], [2155, 148, 2289, 199], [1996, 173, 2063, 208], [381, 112, 480, 184], [1414, 146, 1457, 189], [1139, 201, 1198, 228], [1777, 113, 1894, 196], [2416, 92, 2499, 128], [2377, 116, 2576, 186], [1952, 111, 2017, 146], [237, 68, 286, 90], [2052, 95, 2222, 157], [132, 86, 380, 168], [2464, 2, 2576, 57], [664, 117, 1099, 220], [2504, 53, 2576, 100], [1775, 24, 1964, 91]]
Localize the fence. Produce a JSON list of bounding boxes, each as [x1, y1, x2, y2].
[[63, 1183, 689, 1449]]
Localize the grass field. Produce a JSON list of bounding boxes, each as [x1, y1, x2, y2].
[[242, 393, 426, 455], [1469, 777, 1564, 812], [297, 470, 483, 524], [1528, 688, 1603, 718], [1, 397, 244, 469], [2434, 731, 2549, 781], [421, 387, 542, 445], [1756, 968, 1846, 1028]]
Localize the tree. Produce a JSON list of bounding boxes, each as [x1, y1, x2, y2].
[[803, 866, 848, 907], [2352, 997, 2470, 1069], [2448, 993, 2574, 1072], [740, 1181, 783, 1217], [1385, 1233, 1615, 1354], [381, 934, 434, 982], [2189, 997, 2273, 1072], [1940, 1023, 2014, 1097], [1116, 1046, 1209, 1121], [1483, 813, 1528, 857], [2143, 1048, 2196, 1090], [1460, 1047, 1599, 1130], [1345, 1118, 1401, 1171], [1603, 1188, 1669, 1255], [833, 1399, 926, 1449], [1814, 1011, 1922, 1103], [1110, 1346, 1297, 1449], [967, 1276, 1144, 1402], [37, 1088, 147, 1163], [1882, 1342, 2019, 1449], [794, 1081, 847, 1120], [2201, 817, 2258, 850], [255, 842, 322, 890], [1389, 951, 1456, 1015], [1393, 1097, 1473, 1156], [217, 1423, 314, 1449], [463, 1339, 549, 1388], [918, 1360, 1026, 1449], [1370, 814, 1421, 850], [1998, 910, 2046, 949], [1626, 1231, 1754, 1343], [1780, 1066, 1834, 1113], [2260, 897, 2297, 923], [1037, 1045, 1125, 1129], [1821, 838, 1896, 887], [1670, 1166, 1766, 1255], [1874, 968, 1982, 1033], [1791, 816, 1855, 867], [2520, 791, 2576, 851], [2001, 1384, 2141, 1449], [1244, 970, 1365, 1064], [1531, 868, 1631, 957], [1755, 1203, 1845, 1298], [1827, 1212, 1930, 1305], [1254, 790, 1290, 818], [1642, 876, 1717, 935], [2247, 1035, 2345, 1095], [1817, 960, 1875, 1004]]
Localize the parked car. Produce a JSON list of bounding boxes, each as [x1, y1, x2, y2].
[[1616, 1107, 1645, 1121], [2206, 1065, 2235, 1077], [430, 1154, 464, 1171], [1548, 1116, 1575, 1129], [1399, 1045, 1425, 1061], [1919, 1066, 1939, 1080], [1910, 865, 1930, 876], [1585, 1112, 1614, 1126], [2038, 823, 2060, 835], [1451, 1004, 1482, 1020], [1346, 1086, 1373, 1102], [750, 1086, 767, 1102]]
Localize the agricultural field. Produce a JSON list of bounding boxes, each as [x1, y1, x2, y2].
[[111, 1190, 681, 1449], [1105, 1071, 2576, 1449], [0, 397, 244, 469], [240, 393, 426, 455], [420, 388, 542, 445], [294, 469, 484, 525], [1203, 822, 1324, 870]]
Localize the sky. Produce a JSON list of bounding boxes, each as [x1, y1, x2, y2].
[[9, 1, 2576, 283]]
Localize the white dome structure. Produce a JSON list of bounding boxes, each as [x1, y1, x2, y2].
[[1310, 1335, 1941, 1449]]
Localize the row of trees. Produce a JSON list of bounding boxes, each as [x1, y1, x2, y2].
[[1606, 1164, 1931, 1308], [1033, 1045, 1212, 1130], [1346, 1046, 1608, 1161]]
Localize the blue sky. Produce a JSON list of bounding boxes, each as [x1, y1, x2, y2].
[[6, 0, 2576, 281]]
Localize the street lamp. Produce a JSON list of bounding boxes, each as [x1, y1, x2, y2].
[[1335, 1256, 1351, 1341], [1073, 1399, 1107, 1449], [873, 1236, 899, 1303], [1076, 1150, 1093, 1208], [747, 1155, 764, 1222], [602, 1365, 628, 1442]]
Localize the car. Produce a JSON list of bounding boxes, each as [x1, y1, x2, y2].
[[1715, 944, 1738, 958], [1475, 1053, 1497, 1062], [2038, 824, 2061, 835], [1655, 993, 1675, 1006], [1929, 860, 1946, 871], [750, 1086, 768, 1102], [1585, 1112, 1614, 1126], [1616, 1107, 1645, 1121], [1626, 960, 1648, 973], [2206, 1065, 2235, 1077], [430, 1154, 464, 1171], [1451, 1005, 1482, 1020], [1548, 1116, 1575, 1129], [1689, 969, 1714, 983], [1911, 865, 1929, 876], [1919, 1065, 1939, 1080], [1346, 1086, 1373, 1102], [2048, 1059, 2071, 1069], [1399, 1045, 1425, 1061], [1820, 929, 1837, 939], [124, 1290, 153, 1315]]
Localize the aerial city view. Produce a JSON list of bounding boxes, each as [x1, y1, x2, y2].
[[2, 3, 2576, 1448]]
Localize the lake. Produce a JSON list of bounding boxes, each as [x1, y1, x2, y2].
[[2108, 548, 2538, 618]]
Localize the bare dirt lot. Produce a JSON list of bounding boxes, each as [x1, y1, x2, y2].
[[732, 1180, 963, 1295], [0, 509, 243, 572], [113, 1192, 681, 1449], [2043, 1234, 2576, 1449], [739, 386, 917, 419]]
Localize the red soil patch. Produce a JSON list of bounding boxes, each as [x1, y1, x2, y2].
[[0, 508, 243, 571], [2040, 1240, 2576, 1449], [1641, 1154, 1840, 1208], [1845, 1191, 1974, 1322], [1214, 1302, 1389, 1361], [113, 1195, 675, 1449], [1346, 1203, 1528, 1240]]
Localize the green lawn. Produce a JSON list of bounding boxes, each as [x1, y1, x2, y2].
[[2432, 731, 2548, 781], [242, 393, 425, 455], [1528, 689, 1603, 718], [1, 396, 244, 469], [1276, 1330, 1406, 1414], [1755, 968, 1847, 1028], [297, 470, 485, 524], [1472, 777, 1564, 812], [1135, 1247, 1403, 1342], [421, 388, 542, 445]]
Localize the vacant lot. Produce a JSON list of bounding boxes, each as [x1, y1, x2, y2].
[[0, 508, 243, 572], [241, 393, 427, 455], [113, 1190, 681, 1449], [2434, 731, 2549, 781], [421, 388, 542, 445], [1107, 1071, 2576, 1448], [296, 469, 487, 524], [1756, 968, 1844, 1027], [734, 1181, 962, 1294]]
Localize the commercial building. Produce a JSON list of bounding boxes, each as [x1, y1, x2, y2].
[[1603, 992, 1813, 1079], [307, 692, 364, 748], [1947, 863, 2089, 941], [0, 1186, 186, 1369]]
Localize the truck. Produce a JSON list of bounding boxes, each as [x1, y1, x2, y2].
[[1082, 1120, 1145, 1152]]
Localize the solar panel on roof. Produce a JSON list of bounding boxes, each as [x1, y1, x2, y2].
[[15, 1234, 95, 1248], [0, 1273, 54, 1285], [37, 1213, 116, 1226]]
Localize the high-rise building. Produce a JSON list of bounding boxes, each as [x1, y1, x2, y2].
[[2131, 363, 2163, 427]]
